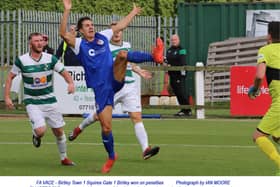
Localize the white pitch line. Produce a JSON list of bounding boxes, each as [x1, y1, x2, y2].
[[0, 141, 257, 149]]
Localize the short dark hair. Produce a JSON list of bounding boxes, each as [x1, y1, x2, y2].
[[28, 32, 42, 41], [268, 21, 280, 42], [77, 16, 92, 31], [42, 34, 48, 41]]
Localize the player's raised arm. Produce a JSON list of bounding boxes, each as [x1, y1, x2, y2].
[[111, 3, 141, 33], [59, 0, 76, 48]]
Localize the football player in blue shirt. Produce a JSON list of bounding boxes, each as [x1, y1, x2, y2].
[[59, 0, 163, 173]]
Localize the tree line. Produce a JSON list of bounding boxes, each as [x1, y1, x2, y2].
[[0, 0, 265, 17]]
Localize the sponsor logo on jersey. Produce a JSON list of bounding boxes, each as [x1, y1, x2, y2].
[[33, 76, 48, 87], [88, 47, 106, 57]]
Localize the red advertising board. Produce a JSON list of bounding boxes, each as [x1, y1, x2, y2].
[[230, 66, 271, 116]]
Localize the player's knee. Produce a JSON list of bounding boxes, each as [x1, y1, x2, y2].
[[130, 114, 142, 124], [101, 124, 112, 134], [35, 132, 45, 138], [102, 128, 112, 134], [34, 126, 47, 137], [252, 133, 259, 142], [252, 129, 266, 142], [52, 127, 64, 137]]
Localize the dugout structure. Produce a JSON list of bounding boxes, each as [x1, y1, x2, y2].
[[178, 2, 280, 101], [205, 36, 267, 103]]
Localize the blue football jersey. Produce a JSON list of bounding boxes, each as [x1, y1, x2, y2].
[[73, 29, 114, 89]]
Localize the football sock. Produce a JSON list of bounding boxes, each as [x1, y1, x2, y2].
[[56, 133, 67, 160], [256, 136, 280, 168], [127, 51, 153, 63], [134, 122, 149, 152], [102, 131, 115, 159], [79, 112, 96, 130]]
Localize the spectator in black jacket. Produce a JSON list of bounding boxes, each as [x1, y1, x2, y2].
[[166, 34, 191, 117], [56, 25, 81, 66], [42, 34, 54, 54]]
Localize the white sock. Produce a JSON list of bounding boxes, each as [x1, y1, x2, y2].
[[134, 122, 149, 152], [56, 133, 67, 160], [79, 112, 96, 130]]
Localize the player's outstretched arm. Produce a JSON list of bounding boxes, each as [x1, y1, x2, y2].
[[60, 70, 75, 94], [112, 3, 141, 33], [59, 0, 75, 48]]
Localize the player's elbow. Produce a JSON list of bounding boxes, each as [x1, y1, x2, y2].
[[59, 28, 69, 39], [59, 31, 66, 39]]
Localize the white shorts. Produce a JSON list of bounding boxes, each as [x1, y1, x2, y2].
[[114, 83, 142, 113], [26, 103, 65, 130]]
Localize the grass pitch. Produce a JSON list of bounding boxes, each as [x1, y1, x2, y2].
[[0, 116, 276, 176]]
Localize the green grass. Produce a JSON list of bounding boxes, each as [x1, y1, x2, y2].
[[0, 116, 277, 176]]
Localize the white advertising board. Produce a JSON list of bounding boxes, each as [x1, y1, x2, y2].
[[54, 66, 95, 114], [54, 66, 140, 115]]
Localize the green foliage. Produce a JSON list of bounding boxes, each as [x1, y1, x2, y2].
[[158, 0, 176, 17], [0, 0, 257, 16]]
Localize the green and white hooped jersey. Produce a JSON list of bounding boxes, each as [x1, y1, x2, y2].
[[109, 41, 135, 84], [11, 52, 64, 105]]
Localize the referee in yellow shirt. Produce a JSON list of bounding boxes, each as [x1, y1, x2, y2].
[[248, 21, 280, 175]]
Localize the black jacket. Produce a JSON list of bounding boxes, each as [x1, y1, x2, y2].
[[56, 41, 81, 66], [166, 45, 187, 78], [43, 45, 54, 55]]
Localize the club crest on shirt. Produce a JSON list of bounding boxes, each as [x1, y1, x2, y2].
[[97, 39, 104, 45], [44, 64, 49, 71]]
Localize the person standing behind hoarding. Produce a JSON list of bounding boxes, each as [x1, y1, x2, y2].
[[42, 34, 55, 55], [166, 34, 192, 117], [56, 25, 81, 66]]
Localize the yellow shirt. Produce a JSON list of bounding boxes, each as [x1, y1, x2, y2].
[[257, 43, 280, 137], [257, 43, 280, 69]]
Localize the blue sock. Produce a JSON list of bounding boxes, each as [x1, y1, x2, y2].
[[102, 131, 115, 159], [127, 51, 153, 63]]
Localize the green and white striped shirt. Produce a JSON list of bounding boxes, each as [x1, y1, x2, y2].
[[110, 41, 135, 84], [11, 52, 64, 105]]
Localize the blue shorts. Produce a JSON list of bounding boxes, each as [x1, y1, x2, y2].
[[113, 78, 125, 93], [94, 79, 124, 114]]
